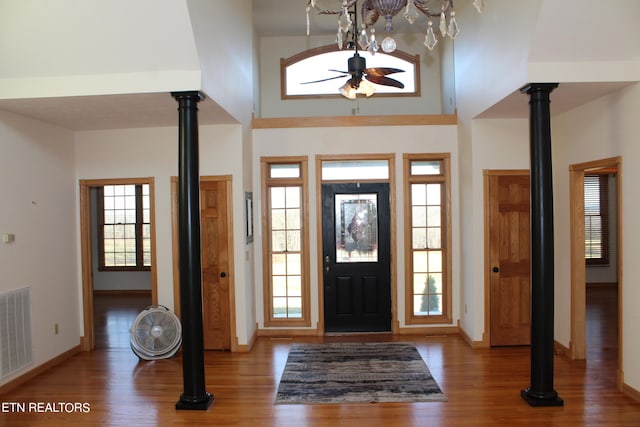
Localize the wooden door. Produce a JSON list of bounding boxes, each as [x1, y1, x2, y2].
[[200, 180, 231, 350], [487, 174, 531, 346], [321, 183, 391, 333]]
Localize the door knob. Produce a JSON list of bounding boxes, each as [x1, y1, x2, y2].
[[220, 272, 227, 278], [492, 267, 499, 273]]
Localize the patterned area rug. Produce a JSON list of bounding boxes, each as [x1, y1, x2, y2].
[[274, 342, 447, 404]]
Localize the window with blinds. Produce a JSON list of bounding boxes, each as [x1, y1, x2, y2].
[[584, 175, 609, 265]]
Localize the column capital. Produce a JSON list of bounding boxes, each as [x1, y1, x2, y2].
[[520, 83, 559, 95], [171, 91, 206, 102]]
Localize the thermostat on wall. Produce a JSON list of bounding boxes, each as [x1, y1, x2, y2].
[[3, 233, 15, 243]]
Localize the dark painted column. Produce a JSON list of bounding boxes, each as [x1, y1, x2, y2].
[[520, 83, 563, 407], [172, 91, 214, 411]]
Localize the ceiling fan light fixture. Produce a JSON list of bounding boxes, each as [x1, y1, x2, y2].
[[339, 81, 358, 99], [359, 79, 377, 97]]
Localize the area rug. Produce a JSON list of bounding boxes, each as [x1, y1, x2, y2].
[[274, 342, 447, 404]]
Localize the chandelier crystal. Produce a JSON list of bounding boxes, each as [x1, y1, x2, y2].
[[306, 0, 483, 52]]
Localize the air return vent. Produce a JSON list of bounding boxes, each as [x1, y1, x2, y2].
[[0, 287, 33, 380]]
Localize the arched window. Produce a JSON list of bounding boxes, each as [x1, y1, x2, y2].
[[281, 45, 420, 99]]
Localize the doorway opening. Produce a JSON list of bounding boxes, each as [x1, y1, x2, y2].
[[79, 178, 157, 351], [569, 157, 622, 389], [316, 155, 397, 334]]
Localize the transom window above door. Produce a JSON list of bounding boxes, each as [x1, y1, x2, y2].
[[282, 45, 420, 98]]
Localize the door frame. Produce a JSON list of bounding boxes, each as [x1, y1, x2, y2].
[[569, 156, 622, 389], [315, 154, 397, 334], [482, 169, 529, 347], [79, 177, 158, 351], [170, 175, 237, 351]]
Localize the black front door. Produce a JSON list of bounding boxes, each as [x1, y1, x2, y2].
[[322, 182, 391, 332]]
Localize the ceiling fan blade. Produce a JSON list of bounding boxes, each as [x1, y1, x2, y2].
[[364, 67, 405, 76], [301, 74, 348, 84], [365, 75, 405, 89]]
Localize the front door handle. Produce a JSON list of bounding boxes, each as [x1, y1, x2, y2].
[[220, 272, 227, 278], [492, 267, 499, 273]]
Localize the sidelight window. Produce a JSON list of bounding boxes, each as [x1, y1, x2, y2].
[[262, 158, 310, 326], [404, 154, 451, 324]]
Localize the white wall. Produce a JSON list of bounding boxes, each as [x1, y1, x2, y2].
[[187, 0, 254, 126], [0, 111, 78, 386], [553, 83, 640, 390], [252, 124, 459, 330], [74, 123, 254, 345], [460, 118, 530, 341]]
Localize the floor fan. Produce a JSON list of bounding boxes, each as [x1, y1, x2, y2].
[[130, 305, 182, 360]]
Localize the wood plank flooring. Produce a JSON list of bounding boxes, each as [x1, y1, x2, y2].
[[1, 287, 638, 426]]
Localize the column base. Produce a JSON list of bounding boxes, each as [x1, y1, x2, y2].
[[521, 388, 564, 407], [176, 392, 214, 411]]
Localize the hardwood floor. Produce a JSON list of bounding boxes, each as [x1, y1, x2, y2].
[[1, 288, 638, 426], [93, 292, 152, 349]]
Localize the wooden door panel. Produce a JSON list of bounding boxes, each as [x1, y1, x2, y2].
[[200, 180, 230, 350], [489, 174, 531, 346]]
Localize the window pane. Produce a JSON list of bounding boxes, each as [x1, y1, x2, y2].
[[285, 187, 301, 208], [270, 187, 286, 209], [428, 251, 443, 272], [286, 208, 301, 229], [427, 227, 442, 249], [427, 206, 441, 227], [335, 193, 378, 263], [322, 160, 389, 181], [286, 253, 301, 275], [272, 254, 286, 275], [273, 297, 287, 318], [273, 276, 287, 297], [413, 273, 429, 295], [271, 230, 286, 252], [287, 297, 302, 318], [270, 163, 300, 178], [413, 251, 428, 272], [412, 228, 427, 249], [412, 206, 427, 227], [412, 184, 426, 205], [271, 209, 286, 229], [288, 276, 302, 297], [426, 184, 441, 205], [411, 160, 441, 175], [286, 230, 301, 252]]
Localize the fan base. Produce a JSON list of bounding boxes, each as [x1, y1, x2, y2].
[[175, 392, 214, 411]]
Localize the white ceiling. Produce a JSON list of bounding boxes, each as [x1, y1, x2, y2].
[[477, 82, 635, 119], [0, 1, 633, 131], [0, 93, 236, 131]]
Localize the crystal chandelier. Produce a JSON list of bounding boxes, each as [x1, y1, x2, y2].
[[306, 0, 484, 52]]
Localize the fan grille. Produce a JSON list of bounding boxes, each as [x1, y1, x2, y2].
[[130, 306, 181, 360]]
